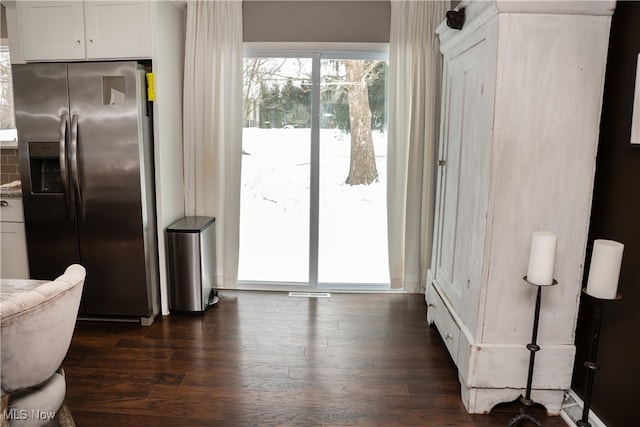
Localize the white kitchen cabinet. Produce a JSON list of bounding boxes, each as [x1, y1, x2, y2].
[[17, 1, 85, 61], [17, 1, 151, 61], [426, 0, 615, 415], [1, 198, 29, 279], [83, 1, 151, 59]]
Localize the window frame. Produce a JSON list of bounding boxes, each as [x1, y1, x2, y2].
[[0, 38, 17, 148]]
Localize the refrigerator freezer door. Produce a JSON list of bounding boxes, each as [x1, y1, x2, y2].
[[13, 63, 81, 280], [67, 62, 155, 317]]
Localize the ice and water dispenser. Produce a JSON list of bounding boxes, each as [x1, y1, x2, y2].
[[28, 142, 63, 193]]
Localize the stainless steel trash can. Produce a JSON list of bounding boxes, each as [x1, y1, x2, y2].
[[166, 216, 217, 314]]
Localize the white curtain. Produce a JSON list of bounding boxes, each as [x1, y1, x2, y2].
[[183, 0, 243, 288], [387, 0, 448, 292]]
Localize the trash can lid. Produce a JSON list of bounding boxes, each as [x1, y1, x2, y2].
[[167, 216, 215, 232]]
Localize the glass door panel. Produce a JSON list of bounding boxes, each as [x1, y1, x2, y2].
[[238, 58, 312, 283], [318, 59, 390, 285]]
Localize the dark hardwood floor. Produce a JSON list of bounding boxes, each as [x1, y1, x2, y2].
[[62, 291, 567, 426]]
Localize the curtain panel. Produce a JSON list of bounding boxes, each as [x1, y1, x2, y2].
[[183, 0, 243, 288], [388, 0, 448, 292]]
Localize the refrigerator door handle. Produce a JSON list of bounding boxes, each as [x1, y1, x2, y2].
[[59, 113, 74, 220], [70, 114, 85, 221]]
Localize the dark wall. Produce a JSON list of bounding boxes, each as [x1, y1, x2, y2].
[[572, 2, 640, 426], [243, 1, 390, 43]]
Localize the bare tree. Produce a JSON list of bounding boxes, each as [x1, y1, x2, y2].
[[344, 60, 379, 185], [243, 58, 311, 127], [243, 58, 285, 126]]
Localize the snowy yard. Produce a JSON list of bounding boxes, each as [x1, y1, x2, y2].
[[238, 128, 390, 286]]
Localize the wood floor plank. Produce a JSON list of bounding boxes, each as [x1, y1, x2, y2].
[[61, 290, 567, 426], [287, 366, 457, 383], [67, 384, 225, 419], [69, 412, 217, 427], [65, 366, 185, 386]]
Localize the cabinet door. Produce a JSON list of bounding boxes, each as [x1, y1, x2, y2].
[[1, 222, 30, 279], [432, 32, 493, 317], [84, 1, 151, 59], [18, 1, 86, 61]]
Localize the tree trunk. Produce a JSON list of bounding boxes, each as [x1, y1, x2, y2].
[[344, 60, 378, 185]]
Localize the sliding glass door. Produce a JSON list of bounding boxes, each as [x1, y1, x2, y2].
[[239, 51, 389, 289]]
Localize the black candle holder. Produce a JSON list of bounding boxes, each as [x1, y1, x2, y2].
[[507, 276, 558, 427], [576, 289, 621, 427]]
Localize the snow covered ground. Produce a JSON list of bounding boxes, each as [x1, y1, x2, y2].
[[238, 128, 390, 287]]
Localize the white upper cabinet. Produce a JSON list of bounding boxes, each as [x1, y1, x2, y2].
[[17, 1, 151, 61], [84, 1, 151, 59], [18, 1, 86, 60]]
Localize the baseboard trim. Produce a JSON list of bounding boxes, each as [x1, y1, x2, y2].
[[561, 390, 607, 427]]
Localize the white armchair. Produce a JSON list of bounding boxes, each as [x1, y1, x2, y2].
[[1, 264, 85, 427]]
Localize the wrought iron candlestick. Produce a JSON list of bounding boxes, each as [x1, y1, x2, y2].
[[576, 289, 621, 427], [507, 276, 557, 427]]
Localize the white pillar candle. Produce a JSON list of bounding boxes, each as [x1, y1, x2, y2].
[[586, 239, 624, 299], [526, 231, 558, 286]]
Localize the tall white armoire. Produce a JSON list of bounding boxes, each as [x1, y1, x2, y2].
[[425, 0, 615, 414]]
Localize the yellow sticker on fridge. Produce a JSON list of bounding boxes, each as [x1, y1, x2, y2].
[[146, 72, 156, 101]]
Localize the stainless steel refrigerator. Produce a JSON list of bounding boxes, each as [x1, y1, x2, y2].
[[13, 62, 159, 325]]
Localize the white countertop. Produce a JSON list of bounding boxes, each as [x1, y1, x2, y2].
[[0, 181, 22, 198]]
